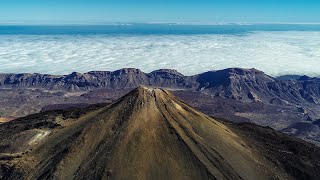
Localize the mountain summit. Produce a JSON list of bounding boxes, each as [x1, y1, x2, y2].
[[0, 86, 319, 179]]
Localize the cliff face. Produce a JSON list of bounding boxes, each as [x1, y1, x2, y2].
[[0, 68, 319, 104], [195, 68, 320, 103], [0, 68, 190, 91], [1, 87, 319, 180]]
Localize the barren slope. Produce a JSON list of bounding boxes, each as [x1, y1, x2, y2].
[[0, 87, 319, 179]]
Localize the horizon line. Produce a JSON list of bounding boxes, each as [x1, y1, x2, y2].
[[1, 21, 320, 26]]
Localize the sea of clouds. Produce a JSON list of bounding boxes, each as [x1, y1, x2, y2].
[[0, 31, 319, 76]]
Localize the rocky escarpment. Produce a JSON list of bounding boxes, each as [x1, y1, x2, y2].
[[0, 68, 190, 91], [0, 68, 319, 104], [196, 68, 320, 104]]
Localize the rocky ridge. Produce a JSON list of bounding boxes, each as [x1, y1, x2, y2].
[[1, 68, 319, 104]]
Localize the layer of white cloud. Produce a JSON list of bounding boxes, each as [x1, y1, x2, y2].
[[0, 31, 319, 76]]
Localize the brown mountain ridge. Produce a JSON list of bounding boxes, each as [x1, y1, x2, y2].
[[0, 86, 319, 180]]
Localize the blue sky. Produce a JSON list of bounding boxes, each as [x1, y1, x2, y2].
[[0, 0, 320, 24]]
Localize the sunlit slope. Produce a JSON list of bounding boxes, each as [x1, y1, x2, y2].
[[0, 87, 291, 179]]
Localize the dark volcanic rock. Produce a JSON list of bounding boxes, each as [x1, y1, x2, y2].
[[0, 68, 188, 90], [195, 68, 274, 101], [194, 68, 320, 104], [1, 68, 320, 104], [276, 75, 302, 81]]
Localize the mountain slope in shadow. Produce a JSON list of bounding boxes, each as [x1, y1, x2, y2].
[[0, 87, 319, 180]]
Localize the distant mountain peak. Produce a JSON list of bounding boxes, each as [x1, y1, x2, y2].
[[222, 67, 264, 75], [114, 68, 143, 75], [298, 75, 313, 81], [150, 69, 184, 76]]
